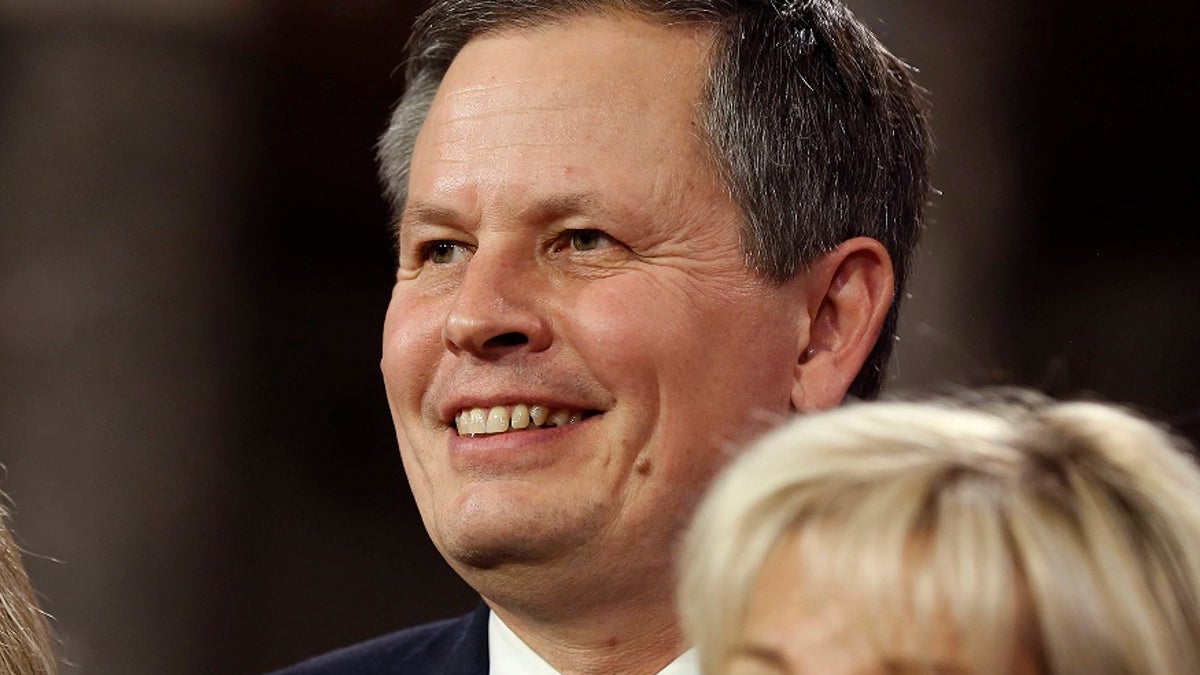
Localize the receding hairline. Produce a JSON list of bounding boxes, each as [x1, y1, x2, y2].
[[402, 0, 730, 83]]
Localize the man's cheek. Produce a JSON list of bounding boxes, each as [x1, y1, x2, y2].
[[572, 278, 687, 356], [384, 295, 447, 365]]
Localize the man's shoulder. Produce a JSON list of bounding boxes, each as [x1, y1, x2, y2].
[[265, 604, 490, 675]]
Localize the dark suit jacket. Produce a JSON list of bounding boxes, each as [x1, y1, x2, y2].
[[266, 602, 490, 675]]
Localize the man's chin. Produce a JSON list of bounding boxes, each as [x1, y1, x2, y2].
[[430, 485, 607, 561], [443, 539, 535, 571], [433, 515, 601, 577], [438, 528, 575, 571]]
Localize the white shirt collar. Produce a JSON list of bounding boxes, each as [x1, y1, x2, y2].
[[487, 609, 699, 675]]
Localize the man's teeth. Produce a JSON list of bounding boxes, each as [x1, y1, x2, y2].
[[454, 404, 587, 436]]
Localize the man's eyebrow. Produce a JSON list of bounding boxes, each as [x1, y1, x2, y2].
[[400, 193, 611, 230], [520, 192, 606, 221], [729, 644, 789, 673], [400, 202, 466, 228]]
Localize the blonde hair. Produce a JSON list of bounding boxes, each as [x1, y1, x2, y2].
[[677, 387, 1200, 675], [0, 497, 57, 675]]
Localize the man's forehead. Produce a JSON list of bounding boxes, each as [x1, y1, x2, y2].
[[407, 14, 723, 214], [433, 74, 614, 126], [416, 14, 717, 139], [425, 18, 712, 138]]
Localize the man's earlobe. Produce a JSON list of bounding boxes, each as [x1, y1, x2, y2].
[[790, 237, 894, 412]]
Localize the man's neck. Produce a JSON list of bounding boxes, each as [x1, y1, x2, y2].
[[485, 596, 687, 675]]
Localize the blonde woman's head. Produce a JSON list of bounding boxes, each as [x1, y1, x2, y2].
[[678, 388, 1200, 675]]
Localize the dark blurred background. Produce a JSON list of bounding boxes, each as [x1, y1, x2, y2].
[[1, 1, 1197, 673]]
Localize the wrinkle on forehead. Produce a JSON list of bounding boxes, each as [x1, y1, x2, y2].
[[426, 80, 682, 161]]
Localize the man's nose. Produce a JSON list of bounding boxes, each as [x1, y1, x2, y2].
[[442, 249, 552, 358]]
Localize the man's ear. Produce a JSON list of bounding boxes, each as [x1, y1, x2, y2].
[[791, 237, 894, 412]]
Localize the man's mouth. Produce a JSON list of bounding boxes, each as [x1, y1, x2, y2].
[[453, 404, 598, 436]]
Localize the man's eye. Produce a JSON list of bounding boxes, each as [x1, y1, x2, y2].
[[567, 229, 615, 252], [424, 241, 469, 264]]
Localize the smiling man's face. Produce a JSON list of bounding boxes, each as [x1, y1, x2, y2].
[[381, 13, 817, 606]]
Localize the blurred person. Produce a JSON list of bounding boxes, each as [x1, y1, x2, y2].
[[678, 387, 1200, 675], [0, 494, 58, 675], [271, 0, 931, 672]]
